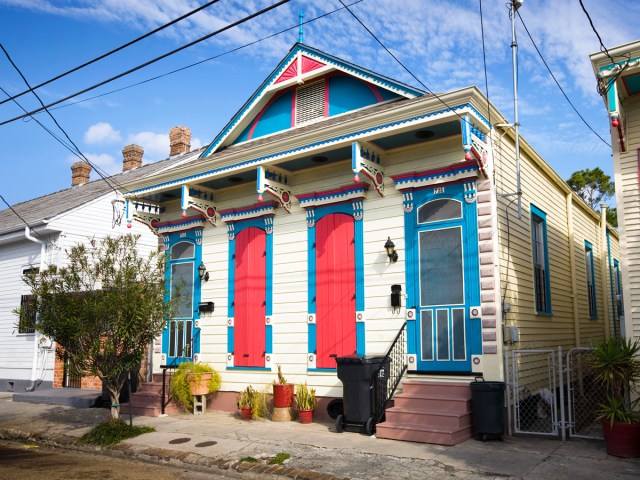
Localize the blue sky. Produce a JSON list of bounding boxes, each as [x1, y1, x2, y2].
[[0, 0, 638, 206]]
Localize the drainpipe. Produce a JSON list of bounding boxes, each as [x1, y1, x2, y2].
[[566, 194, 580, 346], [23, 227, 46, 392], [600, 205, 611, 339]]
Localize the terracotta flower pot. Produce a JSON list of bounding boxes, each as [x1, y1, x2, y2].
[[273, 383, 294, 408], [240, 406, 253, 421], [188, 372, 213, 396], [602, 420, 640, 457], [298, 409, 314, 424]]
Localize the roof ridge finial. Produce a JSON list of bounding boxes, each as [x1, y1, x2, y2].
[[298, 10, 304, 43]]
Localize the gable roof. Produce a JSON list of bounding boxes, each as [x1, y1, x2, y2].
[[0, 152, 199, 237], [200, 43, 424, 157]]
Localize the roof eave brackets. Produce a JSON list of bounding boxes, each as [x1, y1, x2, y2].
[[461, 115, 489, 179], [180, 184, 218, 226], [352, 141, 385, 196], [257, 165, 292, 213], [125, 199, 163, 233]]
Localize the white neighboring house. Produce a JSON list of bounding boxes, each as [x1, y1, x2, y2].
[[0, 133, 198, 393]]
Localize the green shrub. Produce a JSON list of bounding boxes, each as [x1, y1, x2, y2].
[[77, 419, 154, 446], [170, 362, 222, 412]]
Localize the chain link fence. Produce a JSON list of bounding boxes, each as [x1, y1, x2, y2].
[[566, 347, 604, 439]]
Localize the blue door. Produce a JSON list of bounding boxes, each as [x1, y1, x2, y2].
[[413, 184, 479, 372], [163, 230, 202, 365]]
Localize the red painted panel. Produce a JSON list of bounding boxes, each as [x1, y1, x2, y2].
[[301, 55, 325, 74], [275, 61, 298, 84], [316, 214, 356, 368], [234, 227, 266, 367]]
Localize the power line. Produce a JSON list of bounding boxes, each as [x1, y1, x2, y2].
[[578, 0, 614, 63], [46, 0, 364, 114], [0, 0, 291, 127], [0, 43, 121, 193], [0, 193, 52, 245], [336, 0, 467, 124], [516, 11, 611, 148], [0, 0, 223, 108], [478, 0, 491, 126]]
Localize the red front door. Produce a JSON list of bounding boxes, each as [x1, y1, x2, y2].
[[234, 227, 266, 367], [315, 213, 356, 368]]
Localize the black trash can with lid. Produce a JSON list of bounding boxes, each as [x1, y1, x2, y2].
[[334, 354, 389, 435], [470, 377, 505, 441]]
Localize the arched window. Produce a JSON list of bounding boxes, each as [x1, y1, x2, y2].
[[417, 199, 462, 224]]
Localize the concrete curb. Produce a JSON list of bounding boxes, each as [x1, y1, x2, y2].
[[0, 427, 348, 480]]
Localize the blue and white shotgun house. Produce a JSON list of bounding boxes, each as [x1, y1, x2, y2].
[[121, 43, 620, 445]]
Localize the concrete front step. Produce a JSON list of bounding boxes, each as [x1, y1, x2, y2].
[[385, 406, 472, 429], [376, 380, 473, 446], [400, 381, 472, 398], [393, 392, 470, 413], [376, 422, 473, 446]]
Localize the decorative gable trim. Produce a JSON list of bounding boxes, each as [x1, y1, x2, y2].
[[201, 43, 425, 157], [392, 161, 479, 191], [219, 201, 279, 223], [296, 183, 369, 209]]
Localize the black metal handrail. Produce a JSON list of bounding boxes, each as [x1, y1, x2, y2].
[[372, 322, 407, 423], [160, 329, 200, 414]]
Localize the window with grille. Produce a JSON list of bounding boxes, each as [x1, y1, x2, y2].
[[18, 294, 36, 334], [531, 205, 551, 314], [296, 80, 325, 125]]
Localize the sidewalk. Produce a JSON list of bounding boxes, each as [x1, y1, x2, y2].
[[1, 394, 639, 480]]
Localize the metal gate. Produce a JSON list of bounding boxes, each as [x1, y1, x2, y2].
[[505, 346, 604, 440], [566, 347, 604, 439]]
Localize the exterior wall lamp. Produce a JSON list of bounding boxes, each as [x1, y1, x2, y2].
[[384, 237, 398, 263], [198, 261, 209, 282]]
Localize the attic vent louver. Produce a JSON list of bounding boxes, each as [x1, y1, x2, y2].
[[296, 80, 324, 125]]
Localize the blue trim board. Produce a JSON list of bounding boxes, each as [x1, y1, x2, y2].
[[607, 232, 616, 336], [226, 217, 274, 362], [585, 240, 597, 319], [530, 204, 552, 315], [163, 229, 203, 362], [131, 103, 490, 197], [306, 202, 366, 356], [308, 368, 337, 373]]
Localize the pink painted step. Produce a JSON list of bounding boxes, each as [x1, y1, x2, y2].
[[120, 374, 177, 417], [376, 381, 473, 446]]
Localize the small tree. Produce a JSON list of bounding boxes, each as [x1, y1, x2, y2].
[[566, 167, 615, 209], [18, 235, 170, 420]]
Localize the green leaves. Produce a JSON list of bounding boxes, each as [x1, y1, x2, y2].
[[566, 167, 615, 210], [19, 234, 172, 420]]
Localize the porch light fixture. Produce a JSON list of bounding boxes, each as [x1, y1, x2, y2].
[[198, 262, 209, 282], [384, 237, 398, 263]]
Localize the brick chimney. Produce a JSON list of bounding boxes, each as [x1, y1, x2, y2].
[[169, 126, 191, 156], [122, 144, 144, 172], [71, 161, 91, 186]]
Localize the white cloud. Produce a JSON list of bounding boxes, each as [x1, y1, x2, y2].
[[126, 131, 169, 160], [84, 122, 121, 145], [66, 153, 120, 177]]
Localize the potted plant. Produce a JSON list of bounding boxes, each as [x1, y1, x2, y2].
[[272, 365, 294, 408], [170, 362, 221, 412], [237, 386, 256, 421], [295, 382, 317, 424], [589, 337, 640, 457]]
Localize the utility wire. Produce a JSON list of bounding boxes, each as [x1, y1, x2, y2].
[[478, 0, 491, 126], [578, 0, 614, 63], [336, 0, 467, 124], [516, 11, 611, 148], [46, 0, 364, 113], [0, 193, 51, 245], [0, 43, 121, 192], [0, 0, 222, 108], [0, 0, 291, 127]]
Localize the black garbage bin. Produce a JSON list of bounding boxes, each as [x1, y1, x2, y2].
[[335, 355, 389, 435], [470, 377, 505, 441]]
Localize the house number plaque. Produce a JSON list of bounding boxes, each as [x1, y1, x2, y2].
[[434, 187, 445, 194]]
